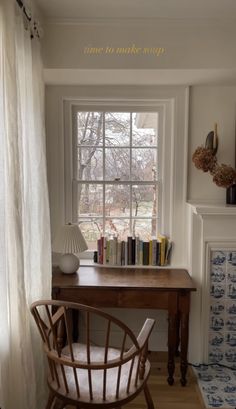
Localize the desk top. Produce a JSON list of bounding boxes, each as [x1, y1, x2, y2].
[[52, 266, 196, 291]]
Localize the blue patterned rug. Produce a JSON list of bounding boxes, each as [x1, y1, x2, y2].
[[195, 364, 236, 408]]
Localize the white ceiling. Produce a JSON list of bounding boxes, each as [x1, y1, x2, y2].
[[36, 0, 236, 20]]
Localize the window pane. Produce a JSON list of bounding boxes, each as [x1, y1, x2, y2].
[[105, 148, 130, 180], [132, 113, 158, 146], [132, 219, 157, 240], [105, 113, 130, 146], [105, 184, 130, 217], [132, 148, 157, 181], [79, 219, 103, 249], [132, 185, 157, 217], [78, 184, 103, 217], [105, 219, 130, 240], [77, 112, 103, 146], [77, 147, 103, 180]]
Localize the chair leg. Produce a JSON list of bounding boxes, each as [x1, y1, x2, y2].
[[45, 391, 55, 409], [52, 398, 66, 409], [144, 384, 155, 409]]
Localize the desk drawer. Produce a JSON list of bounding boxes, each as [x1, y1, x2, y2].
[[53, 288, 120, 307], [118, 290, 169, 309], [53, 287, 169, 309]]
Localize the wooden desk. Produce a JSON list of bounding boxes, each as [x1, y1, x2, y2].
[[52, 266, 196, 386]]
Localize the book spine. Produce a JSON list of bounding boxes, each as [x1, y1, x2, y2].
[[109, 239, 114, 265], [121, 241, 125, 265], [149, 240, 153, 265], [127, 236, 132, 265], [131, 238, 136, 265], [97, 238, 102, 264], [139, 240, 143, 265], [101, 236, 104, 264], [159, 235, 167, 266], [113, 236, 118, 265], [135, 237, 140, 265], [152, 239, 157, 266], [117, 241, 122, 266], [165, 241, 172, 265], [143, 242, 150, 265], [106, 240, 110, 264], [103, 237, 107, 265], [124, 241, 128, 265], [156, 241, 160, 266]]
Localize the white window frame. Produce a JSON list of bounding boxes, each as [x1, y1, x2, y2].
[[63, 98, 175, 259]]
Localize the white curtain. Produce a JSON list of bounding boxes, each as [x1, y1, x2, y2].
[[0, 0, 51, 408]]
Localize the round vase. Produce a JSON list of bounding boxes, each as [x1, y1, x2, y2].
[[226, 184, 236, 205]]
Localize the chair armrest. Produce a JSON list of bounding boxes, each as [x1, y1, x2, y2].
[[137, 318, 155, 350]]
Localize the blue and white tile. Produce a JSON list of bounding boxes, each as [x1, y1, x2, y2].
[[209, 332, 224, 347], [211, 251, 227, 266], [210, 302, 225, 315], [227, 270, 236, 283], [225, 348, 236, 364], [227, 284, 236, 299], [225, 333, 236, 347], [211, 265, 226, 283], [227, 252, 236, 267], [210, 315, 224, 331], [226, 302, 236, 315], [209, 348, 224, 364], [226, 317, 236, 331], [211, 285, 226, 299]]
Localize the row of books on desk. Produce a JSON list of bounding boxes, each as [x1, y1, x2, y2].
[[94, 235, 172, 266]]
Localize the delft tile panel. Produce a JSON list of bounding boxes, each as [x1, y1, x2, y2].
[[209, 251, 236, 369], [196, 250, 236, 408]]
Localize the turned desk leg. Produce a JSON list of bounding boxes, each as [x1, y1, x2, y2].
[[175, 311, 180, 357], [179, 291, 190, 386], [167, 293, 178, 385]]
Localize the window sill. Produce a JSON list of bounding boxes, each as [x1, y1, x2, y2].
[[79, 259, 184, 269]]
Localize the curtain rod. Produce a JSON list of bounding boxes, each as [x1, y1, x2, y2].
[[16, 0, 42, 39]]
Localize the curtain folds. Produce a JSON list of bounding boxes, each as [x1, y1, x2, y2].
[[0, 1, 51, 408]]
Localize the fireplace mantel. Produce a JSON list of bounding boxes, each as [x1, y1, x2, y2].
[[186, 202, 236, 364], [188, 202, 236, 217]]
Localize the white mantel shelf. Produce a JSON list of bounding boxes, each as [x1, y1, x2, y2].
[[187, 202, 236, 216]]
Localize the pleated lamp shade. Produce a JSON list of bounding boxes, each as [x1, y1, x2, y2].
[[53, 223, 88, 254]]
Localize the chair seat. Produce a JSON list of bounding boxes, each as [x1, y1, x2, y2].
[[31, 301, 155, 408], [48, 343, 151, 406]]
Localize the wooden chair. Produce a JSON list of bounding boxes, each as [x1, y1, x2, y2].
[[30, 300, 155, 409]]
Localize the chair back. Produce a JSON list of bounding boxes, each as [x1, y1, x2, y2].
[[31, 300, 152, 403]]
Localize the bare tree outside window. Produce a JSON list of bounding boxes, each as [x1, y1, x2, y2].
[[73, 111, 158, 249]]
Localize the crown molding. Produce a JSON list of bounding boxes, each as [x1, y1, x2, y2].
[[43, 16, 236, 26]]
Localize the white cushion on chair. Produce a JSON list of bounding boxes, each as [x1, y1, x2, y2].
[[48, 343, 150, 405]]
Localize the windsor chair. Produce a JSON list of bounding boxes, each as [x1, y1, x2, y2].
[[31, 300, 155, 409]]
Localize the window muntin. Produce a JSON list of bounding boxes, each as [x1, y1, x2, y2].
[[73, 111, 158, 250]]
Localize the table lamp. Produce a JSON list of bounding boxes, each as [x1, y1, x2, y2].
[[53, 223, 88, 274]]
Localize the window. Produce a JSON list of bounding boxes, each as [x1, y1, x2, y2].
[[71, 110, 159, 250]]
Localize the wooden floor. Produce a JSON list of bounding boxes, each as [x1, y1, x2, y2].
[[66, 352, 204, 409]]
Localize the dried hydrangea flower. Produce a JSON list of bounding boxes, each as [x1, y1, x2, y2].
[[212, 164, 236, 188], [192, 147, 217, 173]]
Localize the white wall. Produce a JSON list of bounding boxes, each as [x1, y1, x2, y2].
[[42, 19, 236, 70], [188, 86, 236, 204]]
